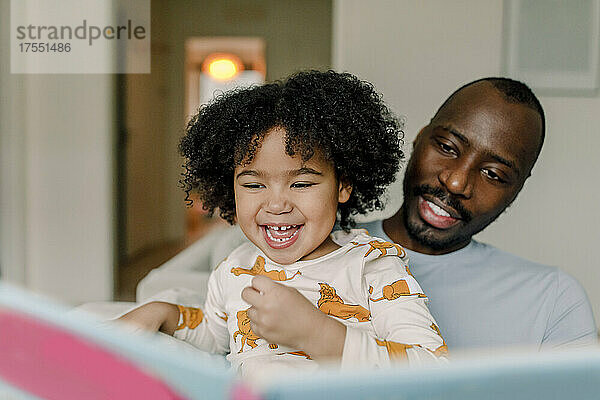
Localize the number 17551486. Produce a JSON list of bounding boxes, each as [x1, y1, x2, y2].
[[19, 42, 71, 52]]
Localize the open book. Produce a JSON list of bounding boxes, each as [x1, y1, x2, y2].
[[1, 282, 599, 400]]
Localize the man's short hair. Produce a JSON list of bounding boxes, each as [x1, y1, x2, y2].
[[436, 77, 545, 159]]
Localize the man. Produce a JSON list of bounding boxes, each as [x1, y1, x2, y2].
[[361, 77, 597, 350]]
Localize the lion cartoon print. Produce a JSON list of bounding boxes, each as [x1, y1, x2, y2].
[[231, 256, 301, 281], [375, 338, 414, 359], [233, 309, 278, 352], [175, 305, 204, 330], [369, 279, 427, 302], [375, 324, 449, 359], [348, 240, 407, 259], [430, 323, 449, 357], [317, 283, 371, 322]]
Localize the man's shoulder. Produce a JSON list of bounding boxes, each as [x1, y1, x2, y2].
[[438, 241, 595, 348], [471, 240, 558, 274], [468, 241, 592, 310], [456, 238, 590, 295], [475, 242, 598, 348], [357, 219, 560, 274], [355, 219, 579, 286]]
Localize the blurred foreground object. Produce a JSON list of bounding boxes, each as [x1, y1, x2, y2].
[[4, 283, 600, 399]]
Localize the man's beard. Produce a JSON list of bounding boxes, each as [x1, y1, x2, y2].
[[402, 184, 499, 251], [402, 205, 473, 251]]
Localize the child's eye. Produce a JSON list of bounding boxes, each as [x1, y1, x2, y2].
[[291, 182, 314, 189], [242, 183, 265, 189]]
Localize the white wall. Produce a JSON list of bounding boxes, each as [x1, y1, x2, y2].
[[0, 0, 26, 285], [23, 75, 115, 304], [0, 0, 115, 304], [333, 0, 600, 321]]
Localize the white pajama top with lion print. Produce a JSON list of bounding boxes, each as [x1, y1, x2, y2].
[[173, 229, 447, 378]]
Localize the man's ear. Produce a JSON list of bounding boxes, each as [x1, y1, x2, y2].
[[338, 180, 352, 204]]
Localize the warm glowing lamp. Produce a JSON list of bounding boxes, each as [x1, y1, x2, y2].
[[209, 59, 237, 80], [202, 53, 244, 81]]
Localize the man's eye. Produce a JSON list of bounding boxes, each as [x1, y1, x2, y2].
[[481, 169, 506, 183], [291, 182, 314, 189], [436, 140, 456, 155]]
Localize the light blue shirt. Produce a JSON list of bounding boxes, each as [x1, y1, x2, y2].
[[359, 220, 597, 351]]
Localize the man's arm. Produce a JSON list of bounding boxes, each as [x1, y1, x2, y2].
[[541, 270, 598, 349]]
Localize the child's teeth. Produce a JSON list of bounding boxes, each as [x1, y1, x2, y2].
[[268, 225, 296, 231], [265, 226, 300, 242], [428, 201, 451, 217]]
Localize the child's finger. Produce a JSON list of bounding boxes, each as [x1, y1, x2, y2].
[[251, 275, 278, 293], [246, 306, 257, 322], [241, 285, 263, 306], [249, 319, 262, 338]]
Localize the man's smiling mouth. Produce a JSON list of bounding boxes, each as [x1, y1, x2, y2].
[[412, 184, 472, 224], [418, 197, 462, 229], [422, 195, 462, 220], [427, 200, 451, 217]]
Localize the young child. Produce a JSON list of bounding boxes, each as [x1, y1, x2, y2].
[[119, 71, 447, 378]]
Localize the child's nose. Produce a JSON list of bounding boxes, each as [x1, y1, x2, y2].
[[264, 191, 292, 214]]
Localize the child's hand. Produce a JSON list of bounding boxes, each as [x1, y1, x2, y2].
[[241, 276, 346, 360], [115, 301, 180, 336]]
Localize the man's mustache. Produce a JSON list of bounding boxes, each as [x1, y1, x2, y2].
[[412, 184, 473, 222]]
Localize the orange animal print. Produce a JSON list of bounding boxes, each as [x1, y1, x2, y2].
[[231, 256, 301, 281], [349, 240, 406, 259], [232, 309, 278, 353], [369, 280, 427, 302], [216, 312, 228, 322], [375, 338, 413, 359], [375, 324, 448, 360], [317, 283, 371, 322], [175, 305, 204, 330], [233, 309, 260, 352], [278, 351, 312, 360], [430, 323, 448, 357]]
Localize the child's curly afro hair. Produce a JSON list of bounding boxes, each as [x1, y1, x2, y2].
[[179, 70, 404, 230]]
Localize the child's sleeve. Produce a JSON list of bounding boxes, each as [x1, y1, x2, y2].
[[341, 256, 448, 368], [172, 264, 230, 355]]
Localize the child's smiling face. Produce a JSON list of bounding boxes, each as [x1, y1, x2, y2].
[[234, 127, 352, 265]]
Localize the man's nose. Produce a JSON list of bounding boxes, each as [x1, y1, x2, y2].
[[264, 191, 293, 214], [438, 164, 474, 199]]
